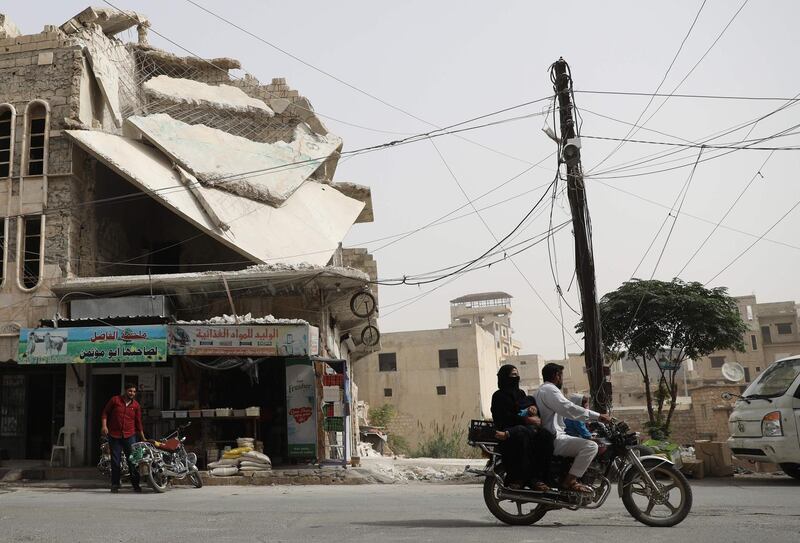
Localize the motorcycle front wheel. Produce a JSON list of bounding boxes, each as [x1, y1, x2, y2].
[[147, 467, 169, 493], [483, 466, 549, 526], [621, 463, 692, 527], [189, 468, 203, 488]]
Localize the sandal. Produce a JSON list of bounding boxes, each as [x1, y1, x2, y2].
[[562, 479, 593, 494]]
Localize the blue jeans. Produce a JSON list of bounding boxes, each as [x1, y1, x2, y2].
[[109, 435, 141, 488]]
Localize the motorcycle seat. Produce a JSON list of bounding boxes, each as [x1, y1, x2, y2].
[[153, 438, 181, 452]]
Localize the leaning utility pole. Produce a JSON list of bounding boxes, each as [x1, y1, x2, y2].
[[551, 58, 610, 412]]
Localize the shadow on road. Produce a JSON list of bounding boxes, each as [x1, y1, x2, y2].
[[356, 519, 497, 529]]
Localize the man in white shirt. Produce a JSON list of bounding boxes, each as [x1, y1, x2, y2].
[[534, 363, 611, 493]]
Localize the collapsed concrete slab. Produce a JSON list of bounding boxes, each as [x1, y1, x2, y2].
[[126, 114, 343, 206], [144, 75, 274, 116], [0, 14, 21, 39], [78, 26, 130, 128], [61, 6, 148, 36], [65, 130, 364, 267]]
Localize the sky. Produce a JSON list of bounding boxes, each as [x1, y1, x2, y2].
[[8, 1, 800, 358]]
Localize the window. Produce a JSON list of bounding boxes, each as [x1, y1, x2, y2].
[[503, 345, 508, 355], [746, 305, 754, 321], [494, 323, 499, 331], [459, 318, 470, 324], [756, 366, 761, 372], [20, 215, 42, 289], [436, 386, 446, 395], [501, 327, 507, 337], [438, 349, 459, 368], [0, 219, 5, 285], [761, 326, 772, 345], [378, 353, 397, 372], [751, 335, 758, 351], [520, 360, 527, 365], [744, 367, 751, 382], [0, 106, 13, 178], [710, 356, 725, 368], [26, 102, 48, 176], [776, 323, 792, 335], [383, 388, 392, 397]]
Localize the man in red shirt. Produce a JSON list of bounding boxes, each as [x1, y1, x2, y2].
[[101, 383, 146, 493]]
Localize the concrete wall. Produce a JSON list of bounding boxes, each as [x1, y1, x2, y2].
[[353, 325, 497, 449]]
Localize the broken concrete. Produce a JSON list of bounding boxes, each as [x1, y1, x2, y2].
[[65, 130, 363, 266], [330, 181, 374, 223], [126, 114, 343, 205], [144, 75, 274, 116], [0, 14, 21, 39], [60, 6, 148, 36], [78, 26, 130, 127]]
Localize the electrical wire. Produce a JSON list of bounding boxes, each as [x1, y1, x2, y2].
[[676, 150, 776, 277], [587, 0, 708, 173], [575, 89, 800, 102]]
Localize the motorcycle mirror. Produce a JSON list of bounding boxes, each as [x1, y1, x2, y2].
[[721, 392, 733, 401]]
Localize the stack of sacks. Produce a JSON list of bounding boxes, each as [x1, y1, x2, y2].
[[238, 450, 272, 474], [207, 446, 253, 476], [237, 437, 255, 449], [207, 457, 239, 476]]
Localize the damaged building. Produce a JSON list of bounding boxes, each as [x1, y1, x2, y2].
[[0, 7, 379, 468]]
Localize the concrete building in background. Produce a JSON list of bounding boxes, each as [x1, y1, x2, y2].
[[502, 352, 590, 397], [353, 324, 499, 450], [449, 292, 521, 359], [696, 294, 800, 385]]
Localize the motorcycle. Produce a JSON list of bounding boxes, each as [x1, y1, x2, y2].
[[129, 422, 203, 492], [97, 436, 130, 479], [466, 419, 692, 527]]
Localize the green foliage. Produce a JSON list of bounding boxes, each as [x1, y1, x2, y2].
[[369, 404, 396, 428], [412, 414, 479, 459], [583, 278, 747, 361], [388, 434, 410, 455], [579, 279, 747, 434]]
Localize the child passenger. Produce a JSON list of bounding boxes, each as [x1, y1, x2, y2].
[[564, 394, 593, 439]]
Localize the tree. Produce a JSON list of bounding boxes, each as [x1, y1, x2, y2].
[[580, 279, 747, 436]]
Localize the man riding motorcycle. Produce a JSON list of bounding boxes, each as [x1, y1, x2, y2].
[[534, 363, 611, 493]]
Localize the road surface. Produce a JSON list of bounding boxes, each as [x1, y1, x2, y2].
[[0, 476, 797, 542]]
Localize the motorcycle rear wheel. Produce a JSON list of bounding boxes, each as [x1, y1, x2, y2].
[[483, 467, 549, 526], [148, 468, 169, 493], [189, 469, 203, 488], [621, 463, 692, 527]]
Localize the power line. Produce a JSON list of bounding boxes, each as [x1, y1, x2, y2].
[[705, 197, 800, 285], [581, 133, 800, 151], [649, 147, 703, 278], [587, 0, 708, 173], [591, 179, 800, 254], [575, 89, 800, 102], [428, 140, 580, 346], [180, 0, 556, 167], [676, 150, 776, 277]]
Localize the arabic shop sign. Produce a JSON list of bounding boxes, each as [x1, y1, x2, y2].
[[18, 326, 168, 364], [168, 324, 320, 357]]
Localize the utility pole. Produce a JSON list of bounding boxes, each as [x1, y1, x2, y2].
[[551, 58, 611, 412]]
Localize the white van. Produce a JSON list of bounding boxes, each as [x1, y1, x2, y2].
[[726, 356, 800, 480]]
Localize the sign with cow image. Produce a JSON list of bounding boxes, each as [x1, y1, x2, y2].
[[286, 358, 317, 458], [18, 326, 168, 364]]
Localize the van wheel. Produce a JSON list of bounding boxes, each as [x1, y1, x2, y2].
[[779, 463, 800, 480]]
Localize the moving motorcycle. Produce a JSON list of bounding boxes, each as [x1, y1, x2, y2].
[[466, 419, 692, 527], [130, 422, 203, 492]]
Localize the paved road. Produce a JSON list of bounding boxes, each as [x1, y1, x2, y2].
[[0, 476, 797, 542]]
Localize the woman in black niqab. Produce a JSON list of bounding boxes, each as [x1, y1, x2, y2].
[[490, 364, 552, 490]]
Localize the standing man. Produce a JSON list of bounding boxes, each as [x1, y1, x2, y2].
[[101, 383, 146, 493], [534, 363, 611, 493]]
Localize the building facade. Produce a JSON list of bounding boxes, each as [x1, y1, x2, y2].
[[0, 7, 378, 467], [696, 294, 800, 385], [449, 291, 521, 360]]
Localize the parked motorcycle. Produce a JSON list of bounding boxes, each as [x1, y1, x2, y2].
[[97, 436, 129, 479], [466, 419, 692, 527], [130, 422, 203, 492]]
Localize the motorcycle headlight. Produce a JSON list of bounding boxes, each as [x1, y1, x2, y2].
[[762, 411, 783, 437]]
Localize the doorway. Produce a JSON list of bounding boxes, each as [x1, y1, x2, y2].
[[89, 373, 121, 464], [25, 373, 65, 459]]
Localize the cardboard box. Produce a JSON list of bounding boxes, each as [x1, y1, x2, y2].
[[694, 440, 734, 476]]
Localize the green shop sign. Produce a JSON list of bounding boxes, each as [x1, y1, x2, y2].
[[18, 325, 168, 364]]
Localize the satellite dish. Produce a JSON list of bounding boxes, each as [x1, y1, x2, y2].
[[721, 362, 745, 383]]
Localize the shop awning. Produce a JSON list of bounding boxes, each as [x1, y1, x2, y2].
[[65, 130, 364, 267]]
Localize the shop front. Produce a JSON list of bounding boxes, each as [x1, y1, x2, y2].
[[166, 322, 351, 467]]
